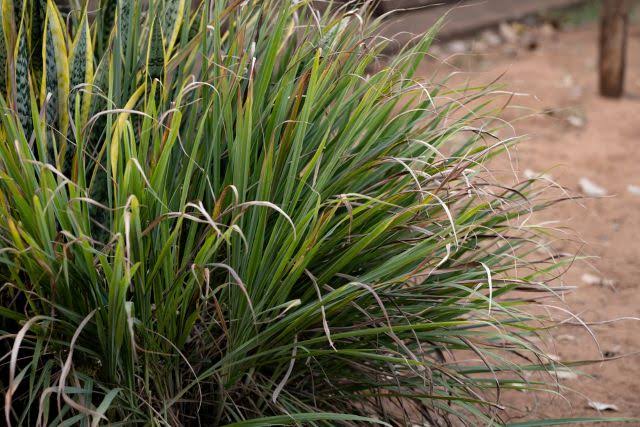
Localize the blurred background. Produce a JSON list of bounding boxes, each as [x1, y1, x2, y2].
[[368, 0, 640, 422]]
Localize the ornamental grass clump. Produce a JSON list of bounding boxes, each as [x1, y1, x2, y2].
[[0, 1, 593, 425]]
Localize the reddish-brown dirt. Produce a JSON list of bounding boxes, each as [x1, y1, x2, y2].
[[417, 22, 640, 424]]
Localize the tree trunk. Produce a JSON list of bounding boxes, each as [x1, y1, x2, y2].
[[599, 0, 629, 98]]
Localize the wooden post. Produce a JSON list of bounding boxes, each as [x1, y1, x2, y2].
[[599, 0, 629, 98]]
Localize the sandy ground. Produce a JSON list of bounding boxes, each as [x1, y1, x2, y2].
[[418, 22, 640, 424]]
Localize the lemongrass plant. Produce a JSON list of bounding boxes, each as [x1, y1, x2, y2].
[[0, 1, 617, 426]]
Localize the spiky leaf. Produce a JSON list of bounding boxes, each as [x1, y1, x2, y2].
[[0, 4, 6, 95], [69, 6, 93, 123], [13, 0, 23, 24], [116, 0, 131, 53], [162, 0, 185, 56], [98, 0, 117, 54], [14, 7, 31, 136], [147, 15, 164, 80], [29, 0, 46, 74], [41, 0, 69, 138]]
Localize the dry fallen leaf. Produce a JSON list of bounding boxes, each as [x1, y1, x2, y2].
[[546, 353, 561, 362], [603, 345, 621, 358], [524, 169, 553, 181], [566, 115, 585, 128], [581, 273, 616, 288], [579, 177, 608, 197], [482, 30, 502, 47], [587, 401, 619, 412], [499, 22, 519, 44], [447, 40, 467, 54], [555, 369, 578, 380], [628, 185, 640, 196]]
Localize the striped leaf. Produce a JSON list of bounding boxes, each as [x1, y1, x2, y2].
[[43, 25, 57, 126], [146, 15, 164, 81], [98, 0, 117, 54], [88, 55, 108, 142], [0, 4, 6, 96], [69, 6, 93, 123], [13, 6, 31, 136], [29, 0, 46, 75], [162, 0, 185, 56], [88, 54, 108, 133], [41, 0, 69, 138], [12, 0, 23, 24], [86, 57, 110, 235], [116, 0, 131, 53]]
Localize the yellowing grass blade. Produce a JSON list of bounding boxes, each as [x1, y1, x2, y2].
[[1, 0, 16, 52]]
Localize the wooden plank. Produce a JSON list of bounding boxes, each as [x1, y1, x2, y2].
[[379, 0, 585, 51], [378, 1, 445, 11], [599, 0, 629, 98]]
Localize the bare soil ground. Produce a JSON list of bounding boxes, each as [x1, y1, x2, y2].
[[417, 21, 640, 424]]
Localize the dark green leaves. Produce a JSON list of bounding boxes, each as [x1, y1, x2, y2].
[[147, 15, 164, 80], [0, 5, 7, 95], [98, 0, 117, 54], [14, 7, 31, 136]]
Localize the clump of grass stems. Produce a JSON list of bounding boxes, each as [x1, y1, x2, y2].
[[0, 1, 627, 426]]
